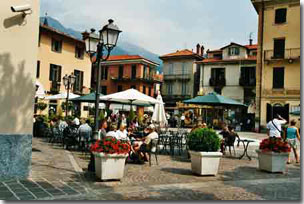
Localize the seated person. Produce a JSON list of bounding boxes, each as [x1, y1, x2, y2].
[[219, 125, 230, 154], [137, 124, 159, 161], [116, 124, 129, 141], [228, 126, 240, 147], [105, 123, 118, 139]]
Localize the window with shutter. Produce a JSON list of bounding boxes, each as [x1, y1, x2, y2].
[[74, 70, 84, 93], [131, 65, 136, 79], [118, 85, 122, 92], [275, 8, 287, 24], [273, 67, 284, 89], [273, 38, 285, 59], [51, 38, 62, 53], [119, 65, 124, 79]]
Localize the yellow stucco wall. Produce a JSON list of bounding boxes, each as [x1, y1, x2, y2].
[[259, 1, 300, 126], [0, 0, 40, 134], [37, 28, 92, 118]]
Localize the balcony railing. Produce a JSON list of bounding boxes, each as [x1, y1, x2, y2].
[[111, 76, 161, 83], [239, 77, 256, 87], [163, 94, 191, 100], [209, 77, 226, 87], [264, 48, 300, 61], [50, 81, 60, 94], [163, 74, 191, 81]]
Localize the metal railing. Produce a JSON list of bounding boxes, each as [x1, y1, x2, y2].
[[50, 81, 60, 94], [163, 74, 191, 81], [239, 77, 256, 87], [209, 77, 226, 87], [264, 48, 300, 61]]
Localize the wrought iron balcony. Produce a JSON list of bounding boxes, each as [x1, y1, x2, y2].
[[264, 48, 300, 61], [209, 77, 226, 87], [163, 94, 191, 100], [111, 76, 160, 83], [239, 77, 256, 87], [163, 74, 191, 81], [50, 81, 60, 94]]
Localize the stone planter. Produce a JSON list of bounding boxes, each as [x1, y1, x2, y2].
[[189, 151, 222, 176], [93, 152, 128, 180], [256, 150, 288, 173]]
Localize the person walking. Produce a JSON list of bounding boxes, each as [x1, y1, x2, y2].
[[266, 114, 287, 138], [286, 120, 300, 164]]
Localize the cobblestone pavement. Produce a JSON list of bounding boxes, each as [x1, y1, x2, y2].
[[0, 138, 88, 200], [0, 135, 301, 200]]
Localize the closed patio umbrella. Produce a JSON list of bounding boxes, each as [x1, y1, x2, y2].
[[152, 92, 167, 125]]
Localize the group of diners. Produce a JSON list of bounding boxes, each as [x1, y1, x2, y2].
[[97, 119, 159, 163]]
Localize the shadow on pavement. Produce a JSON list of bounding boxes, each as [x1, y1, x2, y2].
[[222, 165, 301, 200]]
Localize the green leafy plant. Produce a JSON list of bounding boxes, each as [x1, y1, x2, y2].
[[128, 108, 135, 122], [61, 101, 75, 111], [187, 128, 221, 152], [37, 102, 47, 111], [99, 110, 105, 121]]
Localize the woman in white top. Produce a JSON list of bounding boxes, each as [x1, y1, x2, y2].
[[106, 123, 118, 139], [116, 124, 129, 141]]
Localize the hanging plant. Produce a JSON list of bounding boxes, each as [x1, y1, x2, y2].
[[61, 101, 75, 111]]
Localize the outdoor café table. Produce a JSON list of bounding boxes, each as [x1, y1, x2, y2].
[[238, 139, 255, 160]]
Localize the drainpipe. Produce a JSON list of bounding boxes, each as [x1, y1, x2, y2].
[[257, 0, 264, 132]]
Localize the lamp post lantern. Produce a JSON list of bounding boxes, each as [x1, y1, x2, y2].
[[63, 73, 76, 117], [82, 19, 122, 139]]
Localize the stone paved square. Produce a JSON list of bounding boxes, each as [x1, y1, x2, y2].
[[0, 134, 301, 200]]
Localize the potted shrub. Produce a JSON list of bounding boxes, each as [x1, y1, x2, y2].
[[90, 137, 131, 180], [256, 137, 291, 173], [187, 128, 222, 176]]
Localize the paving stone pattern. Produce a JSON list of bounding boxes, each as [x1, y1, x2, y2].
[[0, 134, 301, 200]]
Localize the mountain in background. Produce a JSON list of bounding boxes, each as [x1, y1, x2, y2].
[[40, 17, 163, 72]]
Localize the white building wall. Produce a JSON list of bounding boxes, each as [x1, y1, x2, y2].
[[201, 63, 256, 103]]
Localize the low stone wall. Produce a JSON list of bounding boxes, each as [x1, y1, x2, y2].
[[0, 134, 32, 179]]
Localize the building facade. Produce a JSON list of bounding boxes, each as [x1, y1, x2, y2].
[[251, 0, 300, 129], [0, 0, 40, 178], [96, 55, 161, 97], [160, 48, 204, 111], [37, 22, 92, 116], [197, 42, 257, 130], [198, 42, 257, 104]]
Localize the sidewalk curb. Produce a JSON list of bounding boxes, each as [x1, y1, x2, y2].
[[65, 150, 83, 173]]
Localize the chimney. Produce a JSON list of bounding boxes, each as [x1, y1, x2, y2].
[[196, 43, 201, 55], [200, 45, 204, 56], [249, 39, 253, 46]]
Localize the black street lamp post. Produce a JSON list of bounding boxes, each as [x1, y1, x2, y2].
[[82, 19, 122, 139], [63, 73, 76, 117]]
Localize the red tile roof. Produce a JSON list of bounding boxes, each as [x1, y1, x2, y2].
[[94, 55, 159, 66], [107, 55, 142, 61], [244, 44, 258, 50], [160, 49, 203, 59]]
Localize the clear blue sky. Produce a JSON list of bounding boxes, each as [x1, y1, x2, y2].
[[40, 0, 258, 55]]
